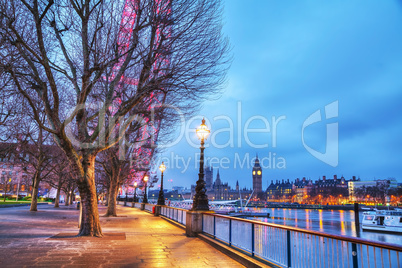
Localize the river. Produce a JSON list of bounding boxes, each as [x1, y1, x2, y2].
[[245, 207, 402, 245]]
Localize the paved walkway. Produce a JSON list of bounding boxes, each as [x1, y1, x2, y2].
[[0, 204, 245, 267]]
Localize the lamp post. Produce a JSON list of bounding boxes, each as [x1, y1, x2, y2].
[[133, 182, 138, 202], [124, 186, 128, 206], [132, 182, 138, 207], [142, 175, 149, 204], [157, 162, 166, 205], [192, 118, 210, 211]]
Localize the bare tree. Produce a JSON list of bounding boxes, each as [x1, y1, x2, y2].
[[43, 154, 71, 208], [97, 147, 132, 217], [0, 0, 230, 236], [61, 177, 77, 206], [17, 126, 62, 211], [0, 175, 14, 201]]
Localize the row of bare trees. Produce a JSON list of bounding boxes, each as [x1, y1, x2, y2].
[[353, 181, 400, 205], [0, 0, 230, 236]]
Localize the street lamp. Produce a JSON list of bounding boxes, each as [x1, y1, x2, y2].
[[157, 162, 166, 206], [132, 182, 138, 207], [124, 185, 128, 206], [142, 175, 149, 204], [192, 118, 210, 211]]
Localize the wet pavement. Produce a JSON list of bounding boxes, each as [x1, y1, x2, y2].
[[0, 204, 245, 267]]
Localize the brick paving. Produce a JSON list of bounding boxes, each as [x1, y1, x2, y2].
[[0, 204, 245, 267]]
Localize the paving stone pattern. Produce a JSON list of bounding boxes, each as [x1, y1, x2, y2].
[[0, 204, 245, 267]]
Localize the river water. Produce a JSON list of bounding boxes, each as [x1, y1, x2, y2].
[[245, 207, 402, 245]]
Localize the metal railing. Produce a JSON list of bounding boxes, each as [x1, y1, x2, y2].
[[202, 213, 402, 268], [144, 203, 154, 212], [131, 202, 142, 208], [160, 206, 187, 226]]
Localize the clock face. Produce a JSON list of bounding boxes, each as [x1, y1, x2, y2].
[[257, 170, 261, 175], [253, 171, 256, 175]]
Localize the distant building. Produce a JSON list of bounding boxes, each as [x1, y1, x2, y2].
[[266, 179, 293, 202], [314, 175, 349, 197], [0, 143, 32, 197], [191, 168, 252, 201], [204, 164, 213, 191], [252, 155, 262, 198], [293, 177, 314, 203]]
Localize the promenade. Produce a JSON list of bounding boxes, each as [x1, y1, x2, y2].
[[0, 204, 245, 267]]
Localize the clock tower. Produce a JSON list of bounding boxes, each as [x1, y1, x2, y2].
[[252, 155, 262, 194]]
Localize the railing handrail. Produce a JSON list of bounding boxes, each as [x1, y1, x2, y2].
[[202, 212, 402, 252], [160, 205, 189, 212]]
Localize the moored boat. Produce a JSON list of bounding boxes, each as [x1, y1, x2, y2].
[[362, 209, 402, 233]]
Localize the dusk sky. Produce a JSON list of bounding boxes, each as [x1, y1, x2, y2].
[[156, 1, 402, 190]]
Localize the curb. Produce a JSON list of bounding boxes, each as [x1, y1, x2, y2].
[[0, 202, 50, 208]]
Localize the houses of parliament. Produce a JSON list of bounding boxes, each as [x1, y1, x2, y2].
[[191, 155, 263, 201]]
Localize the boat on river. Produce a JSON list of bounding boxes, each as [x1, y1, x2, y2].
[[362, 209, 402, 233]]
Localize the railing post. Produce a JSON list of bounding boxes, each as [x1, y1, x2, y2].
[[287, 230, 292, 268], [202, 213, 204, 232], [213, 216, 216, 239], [352, 243, 358, 268], [251, 223, 255, 257], [229, 219, 232, 246]]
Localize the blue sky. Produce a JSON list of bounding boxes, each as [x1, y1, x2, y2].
[[156, 1, 402, 190]]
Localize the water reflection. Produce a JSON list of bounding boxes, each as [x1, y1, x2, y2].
[[339, 210, 346, 235], [318, 209, 324, 232], [249, 208, 402, 245]]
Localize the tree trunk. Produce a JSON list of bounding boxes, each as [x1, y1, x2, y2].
[[104, 193, 108, 206], [77, 155, 103, 237], [70, 193, 74, 205], [65, 192, 70, 206], [104, 178, 118, 217], [30, 173, 40, 211], [55, 184, 61, 208]]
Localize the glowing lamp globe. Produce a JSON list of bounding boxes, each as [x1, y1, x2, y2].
[[196, 118, 210, 140], [134, 181, 137, 187], [143, 175, 149, 182], [159, 162, 166, 173]]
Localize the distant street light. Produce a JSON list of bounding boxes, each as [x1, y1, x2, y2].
[[132, 182, 138, 207], [142, 175, 149, 204], [157, 162, 166, 206], [124, 185, 128, 206], [192, 118, 210, 211]]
